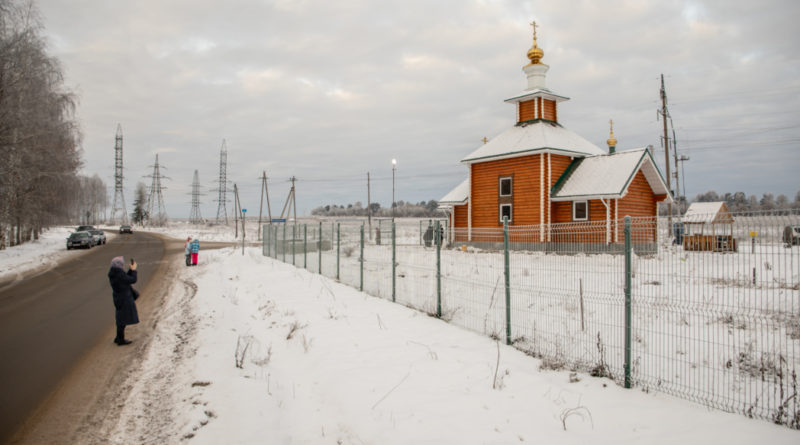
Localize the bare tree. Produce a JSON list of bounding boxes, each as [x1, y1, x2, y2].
[[0, 0, 82, 248]]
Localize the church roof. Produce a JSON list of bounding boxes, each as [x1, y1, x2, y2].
[[438, 178, 469, 207], [460, 121, 605, 164], [550, 148, 671, 201]]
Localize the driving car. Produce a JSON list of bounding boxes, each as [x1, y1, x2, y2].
[[77, 225, 95, 232], [67, 231, 93, 250], [89, 229, 107, 245], [120, 225, 133, 234]]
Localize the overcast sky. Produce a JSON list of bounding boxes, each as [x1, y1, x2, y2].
[[37, 0, 800, 218]]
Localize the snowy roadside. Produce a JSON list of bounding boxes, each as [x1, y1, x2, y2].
[[0, 226, 118, 283], [139, 221, 245, 242], [107, 247, 798, 444]]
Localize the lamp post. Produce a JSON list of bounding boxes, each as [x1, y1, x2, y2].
[[391, 158, 397, 221]]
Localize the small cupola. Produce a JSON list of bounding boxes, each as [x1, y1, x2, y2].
[[607, 119, 617, 154], [523, 21, 548, 91], [504, 22, 570, 125]]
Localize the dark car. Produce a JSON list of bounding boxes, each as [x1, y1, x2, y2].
[[120, 225, 133, 234], [67, 231, 93, 250], [77, 225, 95, 232], [89, 229, 107, 245]]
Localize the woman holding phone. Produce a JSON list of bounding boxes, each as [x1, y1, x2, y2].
[[108, 256, 139, 345]]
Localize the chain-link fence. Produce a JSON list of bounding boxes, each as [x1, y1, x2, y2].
[[264, 213, 800, 428]]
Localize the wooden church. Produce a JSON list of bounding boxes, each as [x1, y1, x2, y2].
[[439, 24, 672, 249]]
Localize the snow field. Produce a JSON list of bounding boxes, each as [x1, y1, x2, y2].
[[0, 226, 118, 282], [114, 246, 799, 444], [268, 222, 800, 425]]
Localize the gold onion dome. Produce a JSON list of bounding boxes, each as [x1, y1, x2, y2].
[[607, 119, 618, 147], [527, 21, 544, 65]]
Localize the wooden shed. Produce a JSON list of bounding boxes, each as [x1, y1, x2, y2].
[[681, 202, 737, 252]]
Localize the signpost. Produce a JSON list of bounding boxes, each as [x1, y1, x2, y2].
[[242, 209, 247, 255]]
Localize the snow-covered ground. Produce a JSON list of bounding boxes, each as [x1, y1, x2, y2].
[[109, 246, 797, 444], [0, 226, 117, 283], [3, 223, 797, 442]]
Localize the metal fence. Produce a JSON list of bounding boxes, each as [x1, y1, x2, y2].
[[263, 213, 800, 428]]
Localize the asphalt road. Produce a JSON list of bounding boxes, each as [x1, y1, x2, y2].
[[0, 231, 164, 443]]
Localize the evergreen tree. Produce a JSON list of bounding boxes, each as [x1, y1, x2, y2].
[[131, 182, 149, 225]]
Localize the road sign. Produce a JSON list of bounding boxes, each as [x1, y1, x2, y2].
[[272, 218, 286, 223], [242, 208, 247, 213]]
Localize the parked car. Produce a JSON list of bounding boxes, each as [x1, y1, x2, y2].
[[120, 225, 133, 234], [77, 225, 94, 232], [784, 225, 800, 246], [67, 231, 93, 250], [89, 229, 107, 245]]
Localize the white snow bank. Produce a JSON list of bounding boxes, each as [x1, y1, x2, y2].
[[0, 226, 117, 282], [110, 247, 798, 444]]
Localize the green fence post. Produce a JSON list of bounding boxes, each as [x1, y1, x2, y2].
[[392, 221, 396, 303], [503, 216, 511, 346], [336, 223, 341, 281], [273, 225, 278, 259], [624, 215, 632, 389], [436, 220, 442, 318], [360, 223, 364, 292], [282, 223, 287, 263], [263, 224, 268, 256], [292, 224, 296, 266], [318, 221, 322, 274], [304, 224, 307, 269]]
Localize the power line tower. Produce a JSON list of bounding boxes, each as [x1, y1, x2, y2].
[[214, 139, 229, 224], [144, 154, 169, 226], [189, 169, 204, 224], [110, 124, 128, 224]]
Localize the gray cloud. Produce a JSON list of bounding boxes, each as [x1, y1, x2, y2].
[[38, 0, 800, 217]]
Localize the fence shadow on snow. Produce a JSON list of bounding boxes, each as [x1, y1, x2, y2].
[[263, 212, 800, 428]]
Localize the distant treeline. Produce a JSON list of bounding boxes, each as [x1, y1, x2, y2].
[[311, 200, 443, 218], [685, 190, 800, 213]]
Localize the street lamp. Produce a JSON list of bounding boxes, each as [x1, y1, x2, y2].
[[391, 158, 397, 221]]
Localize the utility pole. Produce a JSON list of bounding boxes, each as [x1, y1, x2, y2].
[[679, 155, 690, 203], [257, 171, 272, 240], [672, 127, 681, 212], [110, 124, 128, 224], [233, 183, 239, 238], [233, 183, 244, 254], [279, 176, 297, 221], [144, 154, 169, 226], [189, 170, 204, 224], [214, 139, 229, 224], [659, 74, 673, 230], [367, 172, 372, 240]]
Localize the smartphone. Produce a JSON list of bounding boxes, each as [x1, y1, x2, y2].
[[130, 258, 135, 265]]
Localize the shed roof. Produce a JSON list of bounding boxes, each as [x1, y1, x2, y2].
[[460, 121, 605, 164], [438, 178, 469, 207], [550, 148, 671, 201], [683, 202, 735, 224]]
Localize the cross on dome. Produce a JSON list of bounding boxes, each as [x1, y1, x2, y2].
[[526, 21, 544, 65], [607, 119, 618, 148]]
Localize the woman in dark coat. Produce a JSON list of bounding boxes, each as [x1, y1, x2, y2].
[[108, 256, 138, 345]]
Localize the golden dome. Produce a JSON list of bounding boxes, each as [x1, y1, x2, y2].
[[607, 119, 618, 148], [526, 21, 544, 65]]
